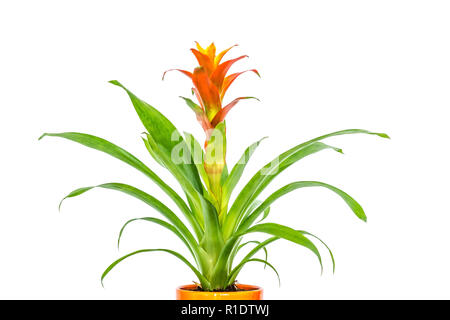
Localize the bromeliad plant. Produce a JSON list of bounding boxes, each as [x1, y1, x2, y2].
[[40, 42, 388, 291]]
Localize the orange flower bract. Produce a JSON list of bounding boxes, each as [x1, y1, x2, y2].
[[164, 42, 260, 136]]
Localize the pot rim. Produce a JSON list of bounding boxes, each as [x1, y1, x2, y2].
[[177, 283, 262, 293]]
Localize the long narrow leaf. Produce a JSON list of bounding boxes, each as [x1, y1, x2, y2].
[[227, 258, 280, 287], [142, 136, 166, 168], [240, 199, 271, 224], [225, 200, 270, 274], [101, 248, 210, 289], [109, 80, 203, 194], [143, 133, 223, 260], [59, 183, 200, 262], [117, 217, 195, 258], [238, 181, 367, 233], [228, 232, 332, 285], [235, 237, 279, 266], [221, 137, 267, 211], [183, 132, 210, 191], [243, 223, 323, 273], [224, 129, 388, 239], [237, 241, 268, 269], [39, 132, 202, 238], [143, 133, 205, 221], [212, 223, 323, 286], [299, 230, 335, 273], [223, 141, 342, 238]]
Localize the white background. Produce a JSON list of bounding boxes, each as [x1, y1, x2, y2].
[[1, 0, 449, 300]]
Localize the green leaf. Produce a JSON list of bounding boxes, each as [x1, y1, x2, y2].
[[231, 199, 271, 230], [59, 183, 200, 262], [220, 163, 229, 186], [142, 136, 166, 168], [226, 237, 279, 277], [117, 217, 195, 258], [183, 132, 210, 191], [223, 128, 388, 239], [227, 258, 280, 287], [221, 137, 267, 212], [307, 129, 390, 141], [241, 200, 271, 224], [109, 80, 203, 194], [183, 132, 224, 211], [143, 133, 222, 238], [238, 181, 367, 233], [58, 186, 93, 211], [259, 206, 271, 223], [223, 141, 342, 239], [180, 96, 203, 114], [298, 230, 335, 273], [237, 240, 269, 269], [203, 121, 227, 198], [212, 222, 323, 287], [101, 248, 210, 290], [228, 232, 332, 285], [39, 132, 202, 239], [141, 133, 223, 267], [235, 237, 278, 266], [226, 238, 269, 274], [244, 223, 323, 273]]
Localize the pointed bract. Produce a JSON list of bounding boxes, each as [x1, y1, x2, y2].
[[165, 42, 259, 135]]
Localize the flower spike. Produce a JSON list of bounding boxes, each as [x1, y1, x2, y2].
[[164, 42, 259, 196], [164, 42, 258, 135]]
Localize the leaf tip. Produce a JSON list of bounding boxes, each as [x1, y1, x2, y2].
[[109, 80, 123, 88], [378, 133, 391, 139], [38, 133, 47, 141], [58, 195, 69, 212], [117, 235, 122, 250], [100, 271, 108, 288], [359, 208, 368, 222]]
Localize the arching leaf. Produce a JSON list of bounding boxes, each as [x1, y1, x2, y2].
[[221, 137, 267, 212], [59, 183, 200, 261], [223, 141, 342, 238], [117, 217, 195, 258], [243, 223, 323, 273], [239, 180, 367, 233], [101, 248, 210, 290], [227, 258, 280, 287], [224, 129, 388, 239], [110, 80, 203, 194], [38, 132, 202, 238]]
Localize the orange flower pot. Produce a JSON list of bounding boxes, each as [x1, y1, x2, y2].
[[176, 284, 263, 300]]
